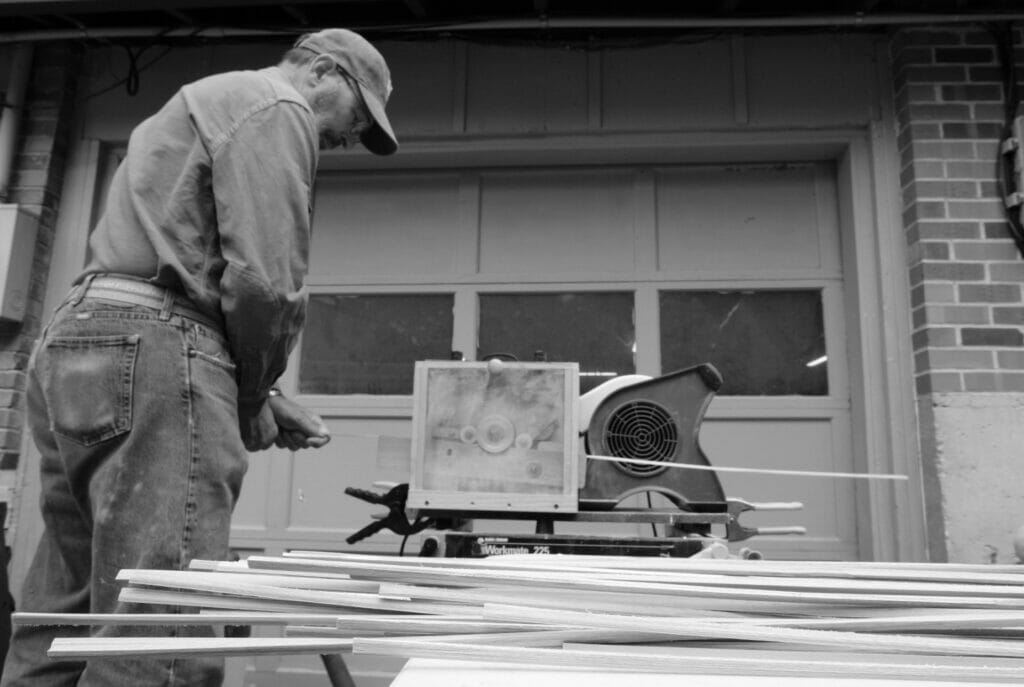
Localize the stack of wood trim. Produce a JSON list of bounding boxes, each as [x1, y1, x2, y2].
[[16, 552, 1024, 683]]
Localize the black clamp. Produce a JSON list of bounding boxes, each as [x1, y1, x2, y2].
[[344, 483, 432, 545]]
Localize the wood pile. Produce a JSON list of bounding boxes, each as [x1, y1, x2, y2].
[[15, 552, 1024, 683]]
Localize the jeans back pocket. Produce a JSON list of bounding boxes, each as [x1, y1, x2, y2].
[[38, 334, 140, 446]]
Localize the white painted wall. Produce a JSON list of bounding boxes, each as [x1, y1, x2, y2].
[[929, 393, 1024, 564]]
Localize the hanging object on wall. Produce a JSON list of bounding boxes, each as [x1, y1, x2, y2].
[[993, 22, 1024, 258], [998, 111, 1023, 255]]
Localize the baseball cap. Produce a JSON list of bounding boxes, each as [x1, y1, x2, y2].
[[293, 29, 398, 155]]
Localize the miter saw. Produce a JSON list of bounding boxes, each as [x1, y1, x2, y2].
[[346, 360, 805, 558]]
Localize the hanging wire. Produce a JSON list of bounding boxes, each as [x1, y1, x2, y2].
[[76, 26, 202, 101], [78, 44, 172, 101], [122, 45, 142, 96]]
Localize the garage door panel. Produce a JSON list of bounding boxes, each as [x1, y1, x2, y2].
[[467, 44, 589, 133], [479, 168, 637, 274], [310, 173, 462, 278], [285, 418, 412, 535], [250, 159, 860, 561], [232, 451, 274, 533], [656, 165, 827, 272], [745, 36, 880, 126], [383, 41, 459, 135], [700, 416, 857, 554], [602, 42, 735, 130]]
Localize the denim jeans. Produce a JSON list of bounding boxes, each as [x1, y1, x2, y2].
[[1, 287, 249, 686]]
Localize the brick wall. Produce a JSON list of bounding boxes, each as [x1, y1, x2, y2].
[[0, 42, 81, 477], [893, 25, 1024, 563], [894, 26, 1024, 394]]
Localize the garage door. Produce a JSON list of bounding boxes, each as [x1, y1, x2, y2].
[[232, 160, 856, 565]]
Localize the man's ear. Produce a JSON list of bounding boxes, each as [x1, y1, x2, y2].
[[308, 54, 336, 82]]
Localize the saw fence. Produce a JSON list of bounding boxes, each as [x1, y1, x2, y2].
[[15, 553, 1024, 685]]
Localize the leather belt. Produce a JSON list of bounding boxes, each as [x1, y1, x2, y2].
[[79, 276, 223, 331]]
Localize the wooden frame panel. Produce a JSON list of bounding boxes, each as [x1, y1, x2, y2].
[[408, 360, 580, 513]]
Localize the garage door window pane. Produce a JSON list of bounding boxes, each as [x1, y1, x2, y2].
[[660, 290, 827, 395], [478, 293, 635, 393], [299, 294, 454, 395]]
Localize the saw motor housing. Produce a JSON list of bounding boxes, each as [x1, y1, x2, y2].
[[581, 363, 726, 511]]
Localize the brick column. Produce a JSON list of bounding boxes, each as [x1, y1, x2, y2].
[[0, 41, 81, 474], [892, 25, 1024, 563]]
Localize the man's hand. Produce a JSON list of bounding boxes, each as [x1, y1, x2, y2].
[[267, 392, 331, 451], [239, 402, 279, 452]]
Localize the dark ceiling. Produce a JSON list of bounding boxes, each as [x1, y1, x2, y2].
[[1, 0, 1022, 44]]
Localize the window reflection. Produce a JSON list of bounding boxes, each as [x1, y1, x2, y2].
[[478, 292, 635, 393], [659, 290, 827, 395], [298, 293, 454, 395]]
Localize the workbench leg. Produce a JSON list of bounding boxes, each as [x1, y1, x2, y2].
[[320, 653, 357, 687]]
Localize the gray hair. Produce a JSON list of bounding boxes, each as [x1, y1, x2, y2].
[[282, 34, 318, 65]]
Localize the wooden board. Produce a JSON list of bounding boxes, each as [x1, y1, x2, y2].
[[390, 658, 1024, 687], [41, 552, 1024, 686], [358, 640, 1024, 683]]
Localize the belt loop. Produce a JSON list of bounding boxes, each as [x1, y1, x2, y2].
[[159, 288, 174, 321], [71, 273, 98, 306]]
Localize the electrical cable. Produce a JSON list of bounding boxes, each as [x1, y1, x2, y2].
[[398, 515, 429, 556], [79, 44, 174, 101], [122, 45, 142, 96], [77, 27, 203, 102]]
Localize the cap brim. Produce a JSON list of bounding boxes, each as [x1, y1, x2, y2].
[[356, 83, 398, 156]]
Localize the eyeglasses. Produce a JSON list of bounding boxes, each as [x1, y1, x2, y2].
[[334, 66, 372, 131]]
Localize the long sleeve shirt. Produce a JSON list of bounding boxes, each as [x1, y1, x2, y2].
[[82, 66, 318, 416]]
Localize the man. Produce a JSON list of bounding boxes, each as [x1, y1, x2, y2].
[[1, 28, 397, 686]]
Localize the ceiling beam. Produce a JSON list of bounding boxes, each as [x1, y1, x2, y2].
[[0, 0, 361, 14], [6, 10, 1024, 43]]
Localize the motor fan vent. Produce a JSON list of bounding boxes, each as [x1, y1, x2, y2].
[[603, 400, 679, 476]]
